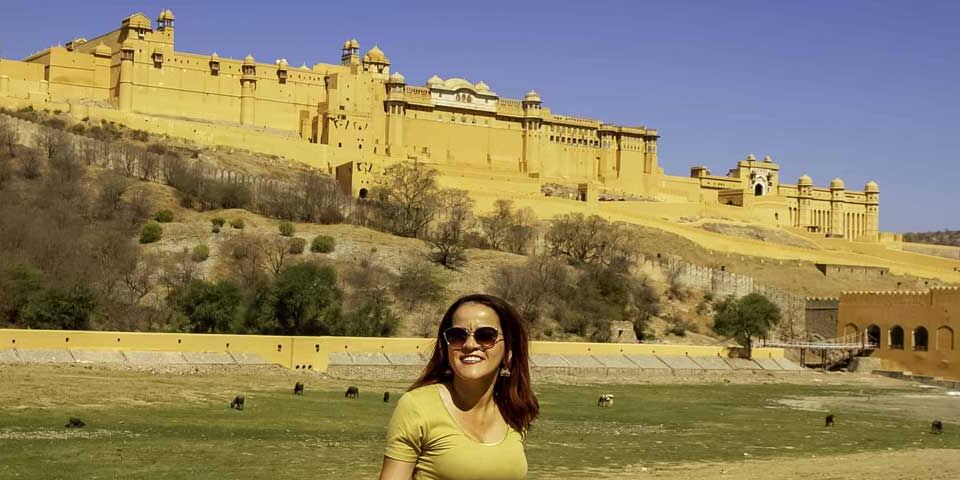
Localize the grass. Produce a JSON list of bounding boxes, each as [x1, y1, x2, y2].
[[0, 365, 957, 479]]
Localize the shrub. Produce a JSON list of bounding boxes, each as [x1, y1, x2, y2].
[[279, 221, 295, 237], [176, 279, 241, 333], [230, 218, 245, 229], [68, 124, 86, 135], [211, 217, 226, 228], [211, 225, 221, 234], [310, 235, 335, 253], [130, 130, 149, 142], [288, 237, 306, 254], [20, 285, 96, 330], [191, 244, 210, 262], [153, 209, 174, 223], [140, 222, 163, 244]]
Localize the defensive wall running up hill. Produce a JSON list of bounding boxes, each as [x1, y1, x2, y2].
[[0, 329, 797, 379]]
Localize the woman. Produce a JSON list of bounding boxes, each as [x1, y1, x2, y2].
[[379, 294, 539, 480]]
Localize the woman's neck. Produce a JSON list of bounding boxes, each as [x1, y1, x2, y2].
[[448, 375, 497, 413]]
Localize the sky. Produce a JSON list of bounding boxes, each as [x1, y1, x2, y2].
[[0, 0, 956, 232]]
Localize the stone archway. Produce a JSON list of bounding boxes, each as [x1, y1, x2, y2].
[[890, 325, 905, 350], [936, 326, 954, 351], [754, 183, 764, 196], [843, 323, 859, 336], [867, 325, 881, 347], [358, 188, 368, 200], [913, 327, 929, 352]]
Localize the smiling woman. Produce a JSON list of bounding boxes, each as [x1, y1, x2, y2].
[[379, 294, 539, 480]]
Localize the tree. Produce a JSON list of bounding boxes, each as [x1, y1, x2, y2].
[[176, 279, 241, 333], [269, 262, 342, 335], [478, 199, 515, 250], [0, 121, 17, 156], [335, 289, 399, 337], [712, 293, 782, 358], [489, 255, 568, 329], [425, 189, 474, 269], [20, 285, 96, 330], [545, 213, 635, 267], [372, 161, 440, 238], [392, 259, 447, 311]]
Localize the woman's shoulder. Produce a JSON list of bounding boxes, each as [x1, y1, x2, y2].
[[398, 383, 443, 408]]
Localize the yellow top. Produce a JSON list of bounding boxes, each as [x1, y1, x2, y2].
[[384, 384, 527, 480]]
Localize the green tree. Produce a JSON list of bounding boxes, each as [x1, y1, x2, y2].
[[712, 293, 782, 358], [176, 280, 241, 333], [270, 262, 342, 335], [20, 285, 96, 330], [335, 290, 399, 337]]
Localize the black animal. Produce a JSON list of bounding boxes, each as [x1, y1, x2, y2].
[[383, 391, 390, 403], [65, 417, 86, 428], [231, 394, 245, 410], [825, 414, 835, 427], [294, 382, 304, 396], [345, 386, 359, 398], [932, 420, 944, 434]]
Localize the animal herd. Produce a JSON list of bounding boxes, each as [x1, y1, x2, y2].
[[228, 384, 390, 411]]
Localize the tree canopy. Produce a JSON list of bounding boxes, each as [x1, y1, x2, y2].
[[712, 293, 781, 358]]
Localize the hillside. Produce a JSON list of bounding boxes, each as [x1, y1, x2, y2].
[[903, 230, 960, 247]]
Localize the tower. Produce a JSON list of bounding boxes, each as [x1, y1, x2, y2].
[[156, 9, 175, 43], [340, 39, 360, 66], [864, 181, 880, 241], [385, 72, 406, 157], [797, 174, 813, 229], [240, 54, 257, 126], [521, 90, 543, 174], [361, 45, 390, 80], [118, 39, 135, 112], [829, 177, 845, 237]]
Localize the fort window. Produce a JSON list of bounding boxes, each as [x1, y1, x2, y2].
[[889, 326, 904, 350], [913, 327, 929, 352], [936, 326, 954, 351], [358, 188, 368, 199], [867, 325, 881, 345]]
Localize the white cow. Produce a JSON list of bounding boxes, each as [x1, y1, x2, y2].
[[597, 394, 614, 407]]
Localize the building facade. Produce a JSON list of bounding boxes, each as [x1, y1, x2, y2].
[[838, 287, 959, 380], [0, 9, 879, 240]]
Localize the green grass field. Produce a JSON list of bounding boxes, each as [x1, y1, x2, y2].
[[0, 365, 958, 479]]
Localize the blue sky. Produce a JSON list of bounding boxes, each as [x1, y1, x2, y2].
[[1, 0, 956, 232]]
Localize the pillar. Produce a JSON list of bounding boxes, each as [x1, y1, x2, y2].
[[118, 45, 135, 112]]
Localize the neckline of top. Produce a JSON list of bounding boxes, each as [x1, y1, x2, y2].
[[433, 383, 510, 447]]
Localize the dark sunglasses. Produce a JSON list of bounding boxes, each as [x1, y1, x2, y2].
[[443, 326, 503, 350]]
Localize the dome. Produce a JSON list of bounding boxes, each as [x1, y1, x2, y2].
[[275, 58, 288, 68], [210, 52, 220, 61], [763, 155, 773, 163], [349, 39, 360, 49], [798, 174, 813, 186], [475, 80, 490, 92], [159, 9, 175, 20], [365, 45, 388, 63], [524, 90, 541, 102], [865, 180, 879, 193], [427, 74, 443, 86], [243, 54, 255, 64], [388, 72, 406, 84], [830, 177, 845, 189], [343, 40, 351, 49], [93, 43, 112, 57]]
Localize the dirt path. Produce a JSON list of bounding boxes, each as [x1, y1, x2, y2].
[[537, 449, 960, 479]]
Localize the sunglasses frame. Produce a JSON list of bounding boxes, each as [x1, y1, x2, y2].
[[442, 326, 504, 350]]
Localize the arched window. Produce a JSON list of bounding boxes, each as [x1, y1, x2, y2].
[[867, 325, 881, 348], [754, 183, 764, 196], [936, 326, 954, 351], [358, 188, 368, 200], [913, 327, 929, 352], [889, 326, 904, 350], [843, 323, 859, 337]]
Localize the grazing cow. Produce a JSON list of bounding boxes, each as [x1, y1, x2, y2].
[[824, 414, 835, 427], [932, 420, 944, 434], [65, 417, 86, 428], [231, 394, 245, 410], [294, 382, 304, 396], [597, 394, 614, 407], [383, 391, 390, 403], [345, 386, 359, 398]]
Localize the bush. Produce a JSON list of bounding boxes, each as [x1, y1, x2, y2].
[[211, 225, 221, 234], [211, 217, 226, 228], [20, 285, 96, 330], [68, 124, 86, 135], [140, 222, 163, 244], [130, 130, 150, 142], [176, 279, 241, 333], [310, 235, 335, 253], [279, 221, 295, 237], [230, 218, 245, 229], [153, 209, 174, 223], [288, 237, 306, 254], [146, 143, 168, 155], [191, 244, 210, 262]]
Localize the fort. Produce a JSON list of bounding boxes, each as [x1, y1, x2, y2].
[[0, 9, 880, 241]]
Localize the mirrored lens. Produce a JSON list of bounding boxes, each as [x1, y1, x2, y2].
[[443, 327, 470, 347], [474, 327, 500, 348]]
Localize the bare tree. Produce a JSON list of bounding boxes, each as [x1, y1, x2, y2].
[[372, 161, 440, 238], [425, 188, 474, 269], [0, 121, 17, 156], [478, 199, 514, 250], [264, 236, 291, 276]]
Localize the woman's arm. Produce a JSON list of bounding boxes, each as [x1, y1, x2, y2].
[[378, 456, 416, 480]]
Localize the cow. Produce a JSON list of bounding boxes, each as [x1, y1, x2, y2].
[[932, 420, 944, 434], [383, 391, 390, 403], [294, 382, 304, 396], [825, 414, 835, 427], [231, 394, 245, 410], [597, 394, 614, 407], [65, 417, 86, 428], [345, 386, 359, 398]]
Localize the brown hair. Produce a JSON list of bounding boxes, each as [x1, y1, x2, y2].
[[409, 293, 539, 433]]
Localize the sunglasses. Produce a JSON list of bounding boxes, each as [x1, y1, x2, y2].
[[442, 326, 503, 350]]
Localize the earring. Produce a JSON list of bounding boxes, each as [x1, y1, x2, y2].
[[499, 367, 511, 377]]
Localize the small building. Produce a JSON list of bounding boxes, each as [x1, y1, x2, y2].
[[837, 287, 959, 380]]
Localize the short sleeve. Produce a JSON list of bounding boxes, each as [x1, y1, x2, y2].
[[384, 393, 424, 462]]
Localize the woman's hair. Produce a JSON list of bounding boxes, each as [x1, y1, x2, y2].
[[409, 293, 539, 433]]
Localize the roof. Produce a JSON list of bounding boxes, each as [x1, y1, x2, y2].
[[122, 13, 152, 30], [798, 174, 813, 186], [524, 90, 541, 102], [865, 180, 879, 192], [388, 72, 406, 84], [830, 177, 845, 189], [364, 45, 388, 63]]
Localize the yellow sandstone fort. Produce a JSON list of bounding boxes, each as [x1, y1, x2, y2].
[[0, 9, 879, 241]]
